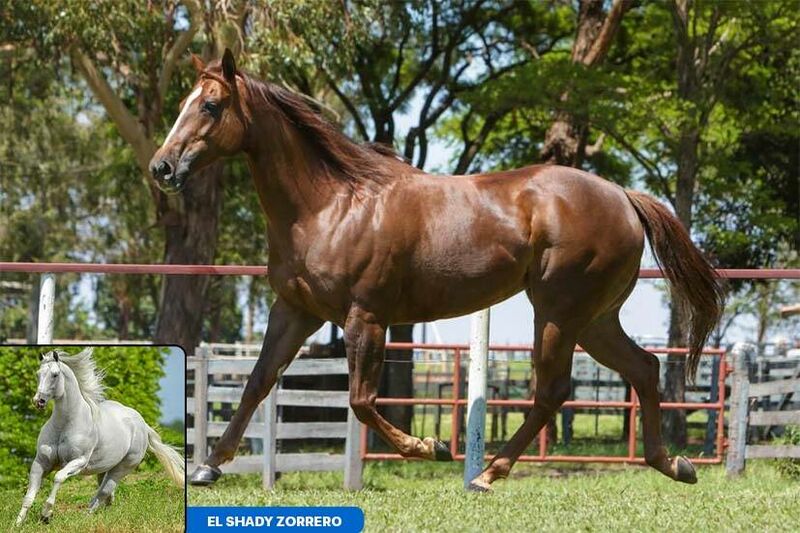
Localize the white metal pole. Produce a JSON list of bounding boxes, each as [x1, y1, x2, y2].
[[37, 273, 56, 344], [464, 307, 490, 488]]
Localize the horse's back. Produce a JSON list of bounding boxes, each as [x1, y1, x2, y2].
[[383, 165, 645, 322]]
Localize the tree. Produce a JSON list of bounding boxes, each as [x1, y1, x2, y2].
[[7, 1, 222, 350], [616, 0, 796, 446], [0, 39, 111, 341], [540, 0, 632, 167]]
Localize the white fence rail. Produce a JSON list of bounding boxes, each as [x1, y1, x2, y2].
[[726, 342, 800, 476], [188, 347, 363, 489]]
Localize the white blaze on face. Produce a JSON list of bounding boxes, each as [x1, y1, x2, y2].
[[164, 86, 202, 145]]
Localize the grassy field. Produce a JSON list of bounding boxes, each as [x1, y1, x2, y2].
[[189, 461, 799, 532], [0, 471, 184, 532]]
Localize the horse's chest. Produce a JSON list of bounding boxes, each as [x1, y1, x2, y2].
[[50, 432, 93, 464]]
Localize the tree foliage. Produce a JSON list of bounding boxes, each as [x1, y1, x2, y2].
[[0, 1, 796, 359]]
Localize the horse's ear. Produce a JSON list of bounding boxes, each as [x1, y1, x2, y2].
[[190, 53, 206, 74], [221, 48, 237, 84], [39, 353, 44, 361], [53, 352, 59, 362]]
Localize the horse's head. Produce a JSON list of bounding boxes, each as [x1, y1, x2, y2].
[[150, 49, 247, 194], [33, 351, 67, 409]]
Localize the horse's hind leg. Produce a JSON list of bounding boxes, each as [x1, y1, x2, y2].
[[90, 473, 114, 510], [345, 306, 449, 460], [469, 319, 578, 491], [578, 313, 697, 484], [89, 454, 142, 513]]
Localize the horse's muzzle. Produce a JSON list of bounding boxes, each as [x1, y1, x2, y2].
[[33, 396, 46, 410], [150, 159, 186, 194], [150, 157, 191, 194]]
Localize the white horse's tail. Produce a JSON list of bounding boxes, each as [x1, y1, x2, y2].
[[146, 426, 185, 488]]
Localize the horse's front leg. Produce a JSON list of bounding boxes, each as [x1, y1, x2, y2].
[[15, 456, 49, 526], [345, 307, 451, 461], [189, 297, 322, 486], [40, 456, 88, 523]]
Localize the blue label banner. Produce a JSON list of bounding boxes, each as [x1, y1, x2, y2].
[[187, 507, 364, 533]]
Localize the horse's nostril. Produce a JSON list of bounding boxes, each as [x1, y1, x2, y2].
[[157, 160, 173, 179]]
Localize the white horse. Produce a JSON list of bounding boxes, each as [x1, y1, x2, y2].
[[15, 348, 184, 526]]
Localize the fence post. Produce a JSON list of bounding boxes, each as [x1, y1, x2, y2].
[[262, 385, 278, 489], [37, 273, 56, 343], [344, 407, 363, 490], [464, 308, 490, 488], [193, 346, 209, 469], [726, 342, 753, 477]]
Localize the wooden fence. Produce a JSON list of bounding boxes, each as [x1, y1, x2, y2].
[[187, 346, 363, 489], [726, 342, 800, 476]]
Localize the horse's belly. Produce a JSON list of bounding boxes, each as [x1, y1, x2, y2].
[[85, 403, 148, 473], [394, 245, 532, 322]]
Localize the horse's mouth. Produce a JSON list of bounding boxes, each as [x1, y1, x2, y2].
[[34, 399, 46, 410], [156, 176, 187, 195]]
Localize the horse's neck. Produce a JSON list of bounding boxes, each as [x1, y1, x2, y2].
[[244, 110, 353, 251], [50, 367, 92, 430]]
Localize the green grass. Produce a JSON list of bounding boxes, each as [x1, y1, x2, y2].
[[189, 461, 799, 532], [0, 471, 183, 532]]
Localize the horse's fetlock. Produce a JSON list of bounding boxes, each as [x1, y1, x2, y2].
[[644, 448, 668, 469]]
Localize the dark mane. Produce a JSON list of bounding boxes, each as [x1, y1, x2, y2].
[[236, 72, 411, 186]]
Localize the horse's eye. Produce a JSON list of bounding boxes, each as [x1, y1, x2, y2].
[[202, 100, 220, 117]]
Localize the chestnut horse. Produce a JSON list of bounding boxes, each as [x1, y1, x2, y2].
[[151, 50, 723, 491]]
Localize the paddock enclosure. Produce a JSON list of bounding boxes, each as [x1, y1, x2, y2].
[[2, 262, 798, 492]]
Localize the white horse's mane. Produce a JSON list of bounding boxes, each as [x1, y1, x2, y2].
[[58, 348, 106, 411]]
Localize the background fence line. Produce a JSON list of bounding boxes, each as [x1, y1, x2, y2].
[[726, 342, 800, 476], [1, 262, 799, 278], [3, 262, 798, 488]]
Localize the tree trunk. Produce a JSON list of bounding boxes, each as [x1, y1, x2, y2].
[[154, 162, 224, 351], [662, 124, 698, 448], [663, 0, 702, 449], [540, 0, 630, 166]]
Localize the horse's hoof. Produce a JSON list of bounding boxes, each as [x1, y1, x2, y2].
[[672, 456, 697, 484], [432, 440, 453, 461], [189, 464, 222, 486], [40, 514, 50, 524], [467, 480, 492, 493]]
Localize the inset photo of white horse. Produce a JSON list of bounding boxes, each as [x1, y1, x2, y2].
[[0, 345, 185, 532]]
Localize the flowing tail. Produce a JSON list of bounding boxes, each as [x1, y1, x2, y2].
[[625, 190, 724, 381], [146, 426, 185, 487]]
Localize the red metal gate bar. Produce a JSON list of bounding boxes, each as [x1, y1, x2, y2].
[[362, 343, 728, 466], [0, 262, 798, 279]]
